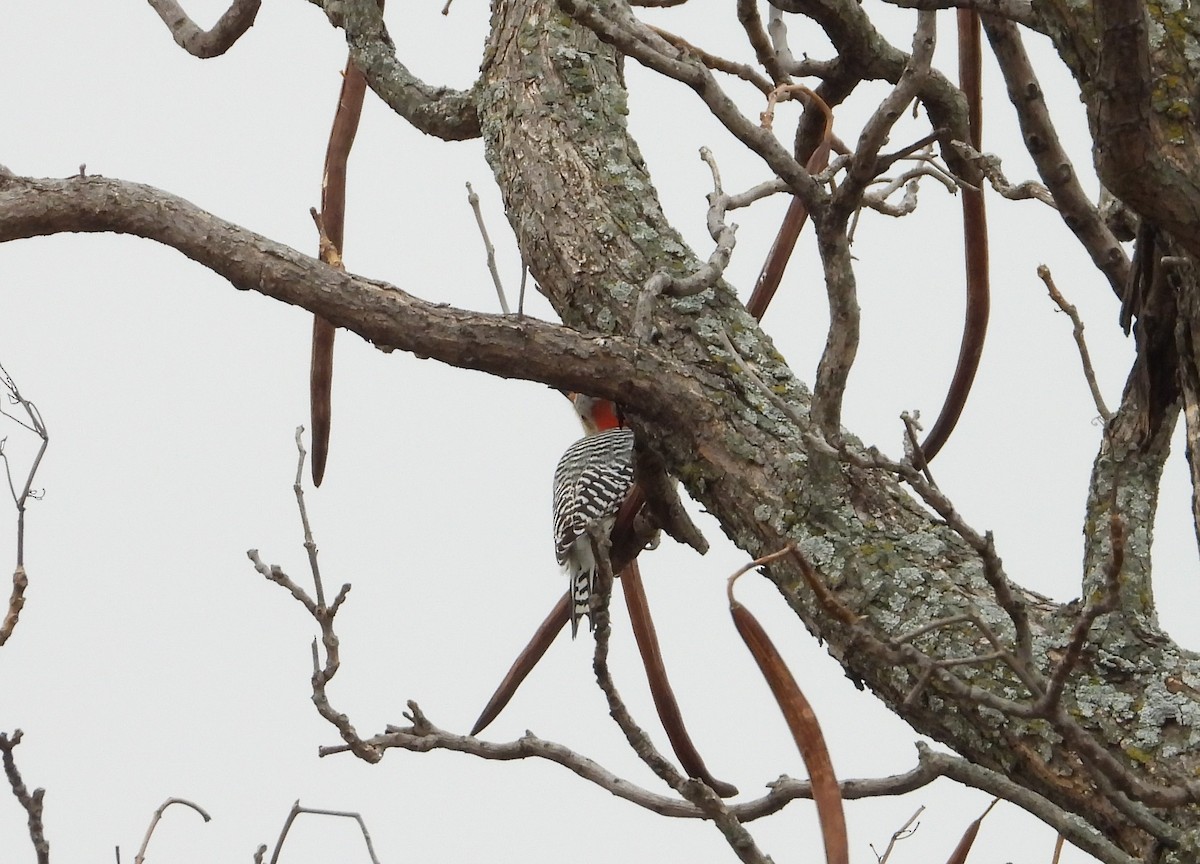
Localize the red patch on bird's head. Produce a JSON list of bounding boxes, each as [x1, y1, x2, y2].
[[590, 399, 622, 431]]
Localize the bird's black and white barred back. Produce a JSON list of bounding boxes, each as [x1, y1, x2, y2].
[[552, 426, 636, 637]]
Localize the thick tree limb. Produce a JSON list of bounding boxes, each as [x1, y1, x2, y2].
[[307, 0, 480, 141], [0, 173, 683, 424], [879, 0, 1034, 28]]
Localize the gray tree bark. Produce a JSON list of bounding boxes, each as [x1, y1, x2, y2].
[[6, 1, 1200, 861]]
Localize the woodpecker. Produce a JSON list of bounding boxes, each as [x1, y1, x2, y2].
[[552, 395, 635, 637]]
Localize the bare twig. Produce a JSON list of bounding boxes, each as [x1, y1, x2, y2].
[[247, 430, 379, 763], [0, 361, 49, 570], [293, 427, 327, 608], [900, 411, 936, 487], [875, 805, 924, 864], [0, 362, 48, 647], [466, 181, 510, 314], [1035, 265, 1112, 422], [0, 730, 48, 864], [134, 798, 212, 864], [948, 141, 1053, 205], [267, 800, 381, 864]]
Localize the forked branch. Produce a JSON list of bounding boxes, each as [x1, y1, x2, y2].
[[0, 730, 48, 864]]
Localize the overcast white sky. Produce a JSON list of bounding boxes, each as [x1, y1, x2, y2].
[[0, 3, 1193, 863]]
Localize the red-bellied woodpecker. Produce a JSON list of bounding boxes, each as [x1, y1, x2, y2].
[[552, 394, 635, 637]]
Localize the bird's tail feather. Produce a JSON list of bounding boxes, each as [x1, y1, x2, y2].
[[570, 568, 594, 638]]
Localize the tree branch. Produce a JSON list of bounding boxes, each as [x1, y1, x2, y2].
[[878, 0, 1034, 28], [0, 730, 48, 864], [982, 17, 1129, 299], [0, 173, 685, 425], [133, 798, 212, 864], [307, 0, 480, 141], [146, 0, 261, 58]]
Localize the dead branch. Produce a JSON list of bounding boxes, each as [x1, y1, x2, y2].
[[647, 26, 773, 95], [0, 730, 48, 864], [266, 800, 381, 864], [0, 361, 48, 647], [1035, 265, 1113, 421], [133, 798, 212, 864], [466, 182, 510, 314], [247, 429, 379, 763]]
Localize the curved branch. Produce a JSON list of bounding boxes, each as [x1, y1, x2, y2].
[[308, 0, 480, 141], [770, 0, 977, 183], [134, 798, 212, 864], [147, 0, 261, 58]]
